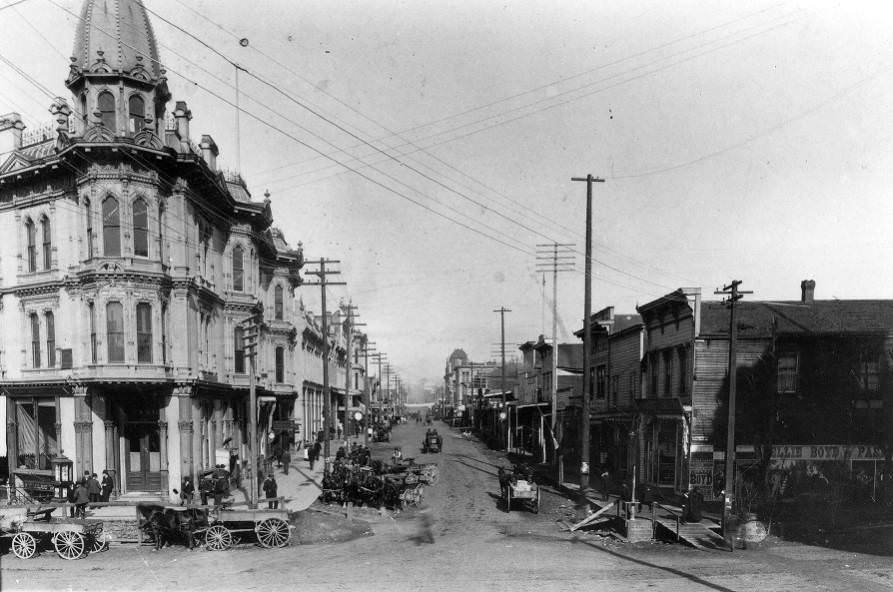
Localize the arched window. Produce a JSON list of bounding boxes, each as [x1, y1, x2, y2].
[[106, 301, 124, 362], [45, 312, 55, 367], [275, 346, 285, 383], [102, 196, 120, 256], [25, 218, 36, 272], [232, 244, 244, 291], [30, 312, 40, 368], [98, 91, 116, 131], [274, 285, 283, 320], [41, 216, 52, 269], [132, 198, 148, 257], [85, 199, 93, 258], [136, 302, 152, 363], [128, 95, 145, 133], [234, 326, 245, 374]]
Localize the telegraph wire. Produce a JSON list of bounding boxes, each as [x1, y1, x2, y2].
[[36, 1, 540, 257]]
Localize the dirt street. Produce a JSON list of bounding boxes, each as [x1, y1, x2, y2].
[[3, 421, 893, 592]]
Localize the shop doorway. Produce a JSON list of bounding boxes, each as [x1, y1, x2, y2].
[[118, 394, 161, 491]]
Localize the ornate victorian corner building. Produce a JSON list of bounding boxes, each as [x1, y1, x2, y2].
[[0, 0, 303, 500]]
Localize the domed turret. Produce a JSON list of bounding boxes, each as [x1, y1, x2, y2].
[[66, 0, 170, 139]]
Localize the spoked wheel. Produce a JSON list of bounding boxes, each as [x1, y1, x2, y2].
[[91, 535, 109, 553], [256, 518, 291, 548], [12, 532, 37, 559], [204, 525, 233, 551], [54, 530, 86, 560]]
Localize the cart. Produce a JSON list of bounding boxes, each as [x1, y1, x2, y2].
[[2, 507, 106, 560], [201, 507, 293, 551], [421, 432, 442, 453], [504, 478, 541, 513]]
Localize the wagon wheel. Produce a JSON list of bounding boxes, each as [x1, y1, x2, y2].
[[12, 532, 37, 559], [54, 530, 86, 560], [91, 535, 109, 553], [256, 518, 291, 548], [204, 524, 233, 551]]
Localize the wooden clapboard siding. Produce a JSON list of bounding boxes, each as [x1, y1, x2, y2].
[[692, 338, 769, 441], [611, 327, 643, 409]]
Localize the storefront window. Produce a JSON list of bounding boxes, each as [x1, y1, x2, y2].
[[14, 398, 57, 470]]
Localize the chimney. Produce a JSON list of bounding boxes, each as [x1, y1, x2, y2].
[[200, 134, 219, 171], [801, 279, 815, 304], [173, 101, 191, 146], [0, 113, 25, 154]]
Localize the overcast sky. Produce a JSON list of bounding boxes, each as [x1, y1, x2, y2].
[[2, 0, 892, 386]]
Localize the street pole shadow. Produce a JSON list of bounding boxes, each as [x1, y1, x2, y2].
[[572, 536, 737, 592]]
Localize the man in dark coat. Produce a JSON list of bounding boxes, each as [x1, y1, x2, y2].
[[87, 473, 102, 506], [100, 470, 114, 502], [262, 474, 278, 509], [74, 479, 90, 518]]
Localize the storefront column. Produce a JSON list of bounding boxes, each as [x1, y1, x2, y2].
[[73, 386, 93, 477], [158, 420, 169, 496], [175, 384, 195, 483], [104, 420, 117, 492], [90, 393, 107, 478]]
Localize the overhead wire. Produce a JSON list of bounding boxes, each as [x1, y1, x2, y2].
[[146, 1, 738, 288], [9, 2, 704, 298], [41, 0, 539, 258]]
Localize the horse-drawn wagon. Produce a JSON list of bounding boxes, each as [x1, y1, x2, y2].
[[421, 430, 442, 453], [137, 504, 292, 551], [2, 507, 107, 560], [498, 465, 541, 513]]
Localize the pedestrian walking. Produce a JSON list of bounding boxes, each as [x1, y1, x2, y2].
[[100, 470, 114, 502], [87, 473, 101, 506], [74, 479, 90, 518], [262, 474, 278, 509], [67, 483, 77, 517], [281, 447, 291, 475], [310, 441, 321, 471]]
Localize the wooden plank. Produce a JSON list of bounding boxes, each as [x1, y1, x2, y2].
[[569, 500, 616, 532]]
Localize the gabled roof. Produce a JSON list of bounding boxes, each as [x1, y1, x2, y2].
[[699, 300, 893, 338]]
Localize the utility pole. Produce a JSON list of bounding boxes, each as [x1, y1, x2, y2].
[[303, 259, 346, 474], [363, 341, 376, 445], [240, 309, 262, 508], [572, 174, 604, 491], [494, 306, 512, 450], [342, 303, 363, 448], [715, 280, 752, 548], [536, 242, 575, 470]]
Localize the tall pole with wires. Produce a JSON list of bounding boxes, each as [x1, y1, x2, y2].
[[494, 306, 512, 450], [715, 280, 751, 548], [536, 242, 575, 469], [303, 259, 345, 473], [572, 174, 604, 491]]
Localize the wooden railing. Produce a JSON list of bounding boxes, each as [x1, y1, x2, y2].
[[651, 501, 682, 540]]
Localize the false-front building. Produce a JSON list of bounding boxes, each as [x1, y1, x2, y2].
[[0, 0, 303, 500]]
